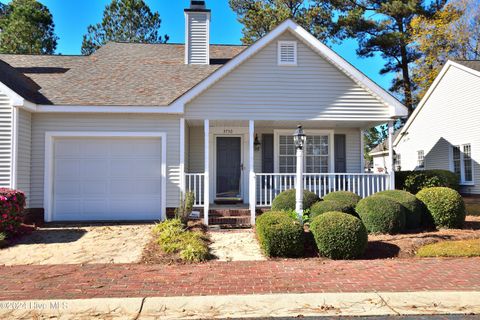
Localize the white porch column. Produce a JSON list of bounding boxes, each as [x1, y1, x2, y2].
[[179, 118, 186, 194], [360, 129, 365, 173], [249, 120, 256, 225], [387, 121, 395, 190], [204, 119, 210, 225]]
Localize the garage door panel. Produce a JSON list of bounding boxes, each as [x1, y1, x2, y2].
[[52, 137, 163, 221]]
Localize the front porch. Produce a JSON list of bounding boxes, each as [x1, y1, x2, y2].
[[180, 119, 395, 226]]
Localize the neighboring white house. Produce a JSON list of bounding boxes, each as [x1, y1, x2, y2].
[[0, 1, 407, 225], [394, 60, 480, 195], [369, 131, 400, 174]]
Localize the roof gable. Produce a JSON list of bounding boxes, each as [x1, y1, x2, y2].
[[174, 19, 407, 118]]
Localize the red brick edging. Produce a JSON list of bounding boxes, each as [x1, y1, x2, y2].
[[1, 258, 480, 300]]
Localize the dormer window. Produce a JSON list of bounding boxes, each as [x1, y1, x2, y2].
[[278, 41, 297, 66]]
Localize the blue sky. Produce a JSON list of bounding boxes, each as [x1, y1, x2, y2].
[[0, 0, 394, 91]]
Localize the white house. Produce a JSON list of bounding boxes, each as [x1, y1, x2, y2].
[[394, 60, 480, 195], [0, 1, 407, 225], [369, 131, 400, 174]]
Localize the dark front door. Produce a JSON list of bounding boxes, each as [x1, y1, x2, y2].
[[216, 137, 242, 199]]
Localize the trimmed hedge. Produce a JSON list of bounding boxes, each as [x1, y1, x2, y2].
[[256, 211, 305, 257], [0, 188, 26, 236], [310, 200, 355, 219], [416, 187, 466, 229], [373, 190, 423, 229], [310, 211, 368, 260], [271, 189, 319, 212], [323, 191, 361, 214], [395, 170, 459, 194], [355, 195, 406, 234]]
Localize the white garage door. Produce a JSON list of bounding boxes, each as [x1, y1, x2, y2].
[[52, 137, 162, 221]]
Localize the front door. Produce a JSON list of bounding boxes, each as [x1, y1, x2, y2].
[[216, 137, 242, 199]]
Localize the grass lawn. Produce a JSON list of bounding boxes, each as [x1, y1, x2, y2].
[[417, 239, 480, 257]]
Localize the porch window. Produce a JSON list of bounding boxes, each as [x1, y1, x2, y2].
[[452, 144, 473, 184], [278, 134, 329, 173], [394, 153, 401, 171]]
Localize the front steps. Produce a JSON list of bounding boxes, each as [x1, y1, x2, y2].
[[192, 206, 270, 228]]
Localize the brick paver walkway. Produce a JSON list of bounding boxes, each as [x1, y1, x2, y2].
[[1, 258, 479, 300]]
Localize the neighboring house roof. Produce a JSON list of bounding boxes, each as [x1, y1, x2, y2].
[[394, 60, 480, 146], [0, 43, 245, 106], [369, 131, 400, 156]]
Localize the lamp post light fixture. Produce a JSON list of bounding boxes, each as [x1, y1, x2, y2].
[[293, 125, 306, 222]]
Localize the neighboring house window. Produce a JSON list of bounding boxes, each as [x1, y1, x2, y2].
[[278, 134, 329, 173], [278, 41, 297, 65], [417, 150, 425, 169], [394, 154, 401, 171], [453, 144, 473, 184]]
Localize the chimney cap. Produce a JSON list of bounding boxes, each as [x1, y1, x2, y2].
[[185, 0, 211, 13]]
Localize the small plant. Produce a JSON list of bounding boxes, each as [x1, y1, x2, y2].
[[310, 200, 355, 219], [287, 209, 310, 224], [322, 191, 361, 215], [153, 218, 209, 263], [310, 211, 368, 260], [0, 188, 26, 236], [271, 189, 319, 212], [416, 187, 466, 229], [373, 190, 423, 229], [355, 195, 406, 234], [175, 192, 195, 224], [256, 211, 305, 257]]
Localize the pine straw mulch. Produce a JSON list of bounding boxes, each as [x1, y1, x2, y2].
[[140, 220, 210, 265], [363, 215, 480, 259]]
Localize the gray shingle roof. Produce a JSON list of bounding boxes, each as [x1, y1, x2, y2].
[[0, 43, 246, 106], [454, 60, 480, 72]]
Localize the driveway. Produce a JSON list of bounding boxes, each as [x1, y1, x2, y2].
[[0, 224, 153, 265]]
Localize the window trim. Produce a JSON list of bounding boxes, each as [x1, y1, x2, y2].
[[450, 143, 474, 186], [273, 129, 335, 173], [277, 41, 297, 66]]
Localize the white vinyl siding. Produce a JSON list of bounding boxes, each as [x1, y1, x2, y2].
[[17, 109, 31, 203], [395, 64, 480, 194], [186, 12, 209, 65], [30, 114, 181, 208], [185, 31, 390, 120], [0, 94, 12, 188]]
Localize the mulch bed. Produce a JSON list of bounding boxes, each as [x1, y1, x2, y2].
[[140, 220, 210, 264]]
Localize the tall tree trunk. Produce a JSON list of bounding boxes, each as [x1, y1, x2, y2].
[[400, 45, 414, 115]]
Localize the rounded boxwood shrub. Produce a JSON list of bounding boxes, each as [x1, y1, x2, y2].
[[355, 196, 406, 234], [323, 191, 361, 214], [271, 189, 319, 212], [396, 170, 459, 194], [310, 211, 368, 260], [310, 200, 354, 219], [416, 187, 466, 229], [373, 190, 423, 230], [256, 211, 305, 257]]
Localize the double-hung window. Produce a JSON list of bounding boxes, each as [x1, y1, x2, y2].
[[417, 150, 425, 169], [452, 144, 473, 184], [278, 134, 329, 173]]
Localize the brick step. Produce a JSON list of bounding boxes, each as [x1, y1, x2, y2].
[[209, 215, 252, 227]]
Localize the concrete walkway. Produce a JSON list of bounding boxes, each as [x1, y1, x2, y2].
[[0, 291, 479, 319], [0, 258, 479, 300]]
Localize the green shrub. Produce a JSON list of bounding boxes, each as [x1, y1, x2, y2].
[[256, 211, 305, 257], [310, 200, 354, 219], [416, 187, 466, 229], [355, 196, 406, 234], [373, 190, 423, 229], [0, 188, 26, 236], [396, 170, 459, 194], [323, 191, 361, 214], [310, 211, 368, 260], [153, 219, 209, 262], [271, 189, 319, 212]]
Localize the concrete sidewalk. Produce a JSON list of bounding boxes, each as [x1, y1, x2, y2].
[[0, 291, 479, 319]]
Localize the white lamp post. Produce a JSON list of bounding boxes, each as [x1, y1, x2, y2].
[[293, 125, 306, 221]]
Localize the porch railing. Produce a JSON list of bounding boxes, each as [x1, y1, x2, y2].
[[185, 173, 205, 207], [255, 173, 391, 207]]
